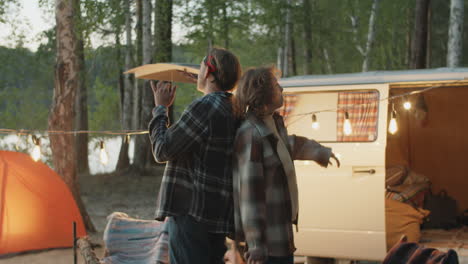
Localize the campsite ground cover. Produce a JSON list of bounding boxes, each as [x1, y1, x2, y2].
[[0, 167, 164, 264]]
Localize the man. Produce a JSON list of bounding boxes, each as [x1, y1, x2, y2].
[[149, 47, 242, 264]]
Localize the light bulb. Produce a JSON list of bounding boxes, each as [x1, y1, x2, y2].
[[343, 112, 352, 136], [403, 101, 412, 110], [15, 135, 20, 151], [30, 135, 41, 162], [311, 114, 320, 130], [100, 141, 109, 165], [31, 145, 41, 162], [388, 110, 398, 134]]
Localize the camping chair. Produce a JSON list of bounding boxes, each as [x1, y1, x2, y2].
[[78, 212, 169, 264], [383, 235, 459, 264]]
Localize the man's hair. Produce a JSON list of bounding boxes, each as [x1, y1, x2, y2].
[[235, 66, 279, 118], [207, 47, 241, 91]]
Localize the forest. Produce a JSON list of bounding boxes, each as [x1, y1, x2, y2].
[[0, 0, 466, 231]]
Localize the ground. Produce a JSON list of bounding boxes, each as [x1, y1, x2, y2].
[[0, 167, 165, 264]]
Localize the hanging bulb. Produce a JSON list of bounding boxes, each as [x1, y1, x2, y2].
[[100, 141, 109, 165], [389, 110, 398, 135], [343, 111, 352, 136], [125, 134, 131, 144], [311, 114, 320, 130], [15, 134, 21, 151], [30, 135, 41, 162], [403, 96, 412, 110]]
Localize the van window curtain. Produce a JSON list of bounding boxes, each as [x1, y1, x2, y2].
[[337, 91, 379, 142]]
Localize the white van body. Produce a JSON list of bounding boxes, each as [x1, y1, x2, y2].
[[279, 68, 468, 261]]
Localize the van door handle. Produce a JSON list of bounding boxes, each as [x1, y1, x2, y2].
[[353, 169, 376, 174]]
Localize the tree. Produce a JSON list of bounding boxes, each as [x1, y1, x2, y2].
[[361, 0, 380, 72], [283, 0, 292, 76], [349, 0, 381, 72], [116, 0, 133, 170], [133, 0, 143, 131], [75, 0, 90, 175], [133, 0, 153, 170], [302, 0, 313, 75], [154, 0, 174, 123], [447, 0, 464, 67], [49, 0, 95, 232], [409, 0, 431, 69]]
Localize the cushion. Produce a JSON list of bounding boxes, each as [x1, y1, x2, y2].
[[386, 165, 408, 187], [386, 198, 430, 251]]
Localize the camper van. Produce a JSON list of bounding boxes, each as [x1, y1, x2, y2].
[[279, 68, 468, 262]]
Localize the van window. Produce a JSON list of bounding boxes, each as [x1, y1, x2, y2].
[[280, 90, 379, 142]]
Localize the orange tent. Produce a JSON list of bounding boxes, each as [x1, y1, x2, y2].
[[0, 150, 86, 255]]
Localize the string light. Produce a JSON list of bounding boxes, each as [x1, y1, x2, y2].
[[15, 134, 21, 151], [30, 135, 41, 162], [99, 141, 109, 165], [311, 114, 320, 130], [343, 111, 352, 136], [403, 96, 412, 110], [388, 104, 398, 135]]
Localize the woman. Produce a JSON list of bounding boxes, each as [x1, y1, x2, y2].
[[233, 66, 340, 264]]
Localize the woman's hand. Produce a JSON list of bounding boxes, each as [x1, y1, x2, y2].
[[244, 248, 266, 264], [328, 152, 341, 168]]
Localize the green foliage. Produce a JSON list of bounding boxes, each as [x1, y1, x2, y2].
[[2, 0, 468, 137], [0, 46, 52, 130], [88, 77, 121, 131]]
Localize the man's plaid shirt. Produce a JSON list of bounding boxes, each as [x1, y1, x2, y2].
[[233, 112, 332, 256], [149, 91, 237, 234]]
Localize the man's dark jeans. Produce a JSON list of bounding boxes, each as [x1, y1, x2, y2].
[[168, 214, 226, 264]]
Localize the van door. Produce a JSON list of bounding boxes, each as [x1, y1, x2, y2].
[[282, 84, 389, 261]]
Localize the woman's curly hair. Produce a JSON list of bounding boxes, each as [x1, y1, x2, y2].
[[235, 66, 281, 118]]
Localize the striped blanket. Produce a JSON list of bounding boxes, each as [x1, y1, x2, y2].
[[101, 212, 169, 264]]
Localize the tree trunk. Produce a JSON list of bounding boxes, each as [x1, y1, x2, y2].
[[277, 46, 284, 73], [133, 0, 153, 170], [154, 0, 172, 63], [409, 0, 431, 69], [117, 0, 133, 170], [302, 0, 313, 75], [290, 32, 297, 76], [133, 0, 143, 131], [207, 0, 214, 52], [77, 237, 100, 264], [50, 0, 95, 232], [447, 0, 464, 67], [74, 0, 89, 176], [405, 5, 412, 67], [323, 47, 332, 74], [362, 0, 381, 72], [283, 0, 291, 77], [154, 0, 174, 124], [222, 1, 229, 49]]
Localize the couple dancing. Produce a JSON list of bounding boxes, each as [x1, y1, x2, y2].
[[149, 47, 339, 264]]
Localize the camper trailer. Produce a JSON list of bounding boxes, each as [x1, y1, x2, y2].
[[279, 68, 468, 262]]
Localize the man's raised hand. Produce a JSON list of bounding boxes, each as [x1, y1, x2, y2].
[[151, 80, 177, 107]]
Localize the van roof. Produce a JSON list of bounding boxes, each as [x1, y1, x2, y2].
[[280, 67, 468, 88]]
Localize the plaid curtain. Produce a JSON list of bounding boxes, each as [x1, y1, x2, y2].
[[278, 94, 298, 125], [337, 91, 379, 141]]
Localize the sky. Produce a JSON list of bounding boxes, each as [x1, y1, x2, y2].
[[0, 0, 54, 51], [0, 0, 186, 52]]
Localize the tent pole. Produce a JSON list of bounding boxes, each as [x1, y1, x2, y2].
[[73, 221, 77, 264]]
